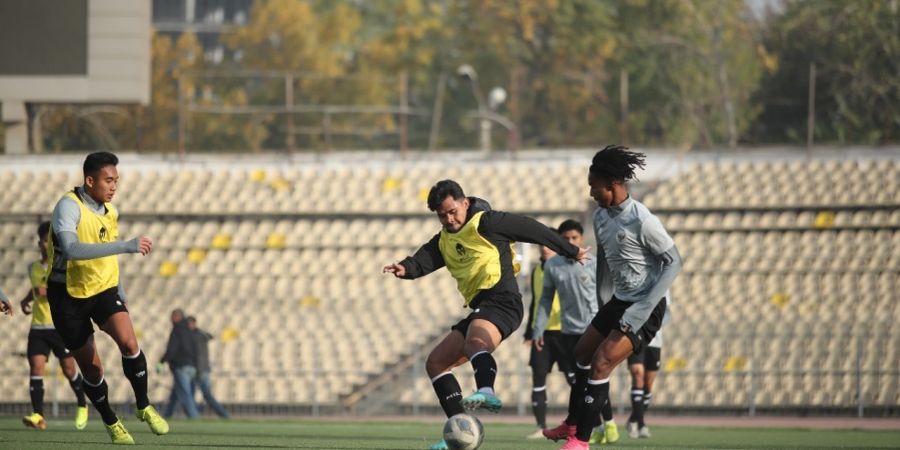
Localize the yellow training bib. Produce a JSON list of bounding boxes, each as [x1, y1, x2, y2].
[[28, 261, 53, 328], [47, 191, 120, 298], [439, 211, 519, 306]]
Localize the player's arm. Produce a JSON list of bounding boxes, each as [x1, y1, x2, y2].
[[0, 287, 12, 316], [52, 197, 152, 260], [480, 212, 588, 262], [532, 269, 558, 351], [620, 217, 682, 332], [20, 290, 34, 315], [385, 233, 445, 279]]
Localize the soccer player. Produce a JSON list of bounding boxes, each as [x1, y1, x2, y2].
[[46, 151, 168, 444], [557, 146, 682, 450], [522, 242, 563, 439], [20, 221, 89, 431], [626, 301, 668, 439], [383, 180, 590, 450], [533, 220, 616, 445]]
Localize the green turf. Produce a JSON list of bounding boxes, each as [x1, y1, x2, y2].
[[0, 417, 898, 449]]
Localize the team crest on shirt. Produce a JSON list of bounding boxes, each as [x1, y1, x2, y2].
[[99, 227, 108, 240], [616, 230, 628, 244], [455, 243, 466, 257]]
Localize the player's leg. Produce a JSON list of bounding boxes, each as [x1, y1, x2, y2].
[[627, 358, 645, 438], [527, 341, 552, 437], [639, 347, 661, 437], [544, 326, 603, 441], [461, 318, 504, 412], [46, 327, 89, 429], [571, 330, 633, 444], [23, 340, 49, 430], [59, 355, 89, 430], [47, 284, 133, 443], [426, 329, 469, 417], [425, 329, 468, 450], [99, 307, 169, 435]]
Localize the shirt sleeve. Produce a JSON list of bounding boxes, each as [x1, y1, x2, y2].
[[399, 233, 446, 279], [639, 215, 675, 255], [57, 231, 137, 261], [479, 211, 579, 258], [620, 246, 682, 331], [0, 287, 8, 303], [52, 197, 80, 234]]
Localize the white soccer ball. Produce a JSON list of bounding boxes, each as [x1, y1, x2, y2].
[[442, 413, 484, 450]]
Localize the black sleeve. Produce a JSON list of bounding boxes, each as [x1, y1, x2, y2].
[[398, 233, 446, 279], [479, 211, 579, 258]]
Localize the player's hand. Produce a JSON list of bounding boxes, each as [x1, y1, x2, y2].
[[574, 246, 592, 265], [523, 339, 532, 347], [137, 236, 153, 255], [155, 362, 166, 375], [36, 287, 47, 297], [382, 263, 406, 278], [534, 336, 544, 351], [0, 301, 13, 316]]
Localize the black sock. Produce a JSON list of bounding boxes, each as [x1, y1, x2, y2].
[[470, 351, 497, 392], [600, 396, 613, 422], [575, 379, 609, 442], [122, 350, 150, 409], [29, 377, 44, 415], [640, 390, 652, 427], [629, 387, 644, 423], [432, 372, 465, 417], [69, 373, 87, 407], [531, 388, 547, 428], [83, 377, 118, 425], [565, 364, 590, 425]]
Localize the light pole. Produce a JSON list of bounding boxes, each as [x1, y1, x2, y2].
[[457, 64, 516, 153], [457, 64, 491, 151]]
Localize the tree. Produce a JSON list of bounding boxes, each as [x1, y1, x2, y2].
[[751, 0, 900, 144]]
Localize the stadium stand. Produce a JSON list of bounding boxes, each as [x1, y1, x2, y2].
[[0, 153, 896, 416]]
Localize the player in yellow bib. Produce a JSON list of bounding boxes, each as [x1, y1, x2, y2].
[[19, 221, 89, 431], [46, 152, 167, 445], [384, 180, 590, 450]]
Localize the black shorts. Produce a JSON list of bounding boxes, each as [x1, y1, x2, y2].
[[530, 331, 579, 375], [451, 292, 523, 340], [47, 282, 128, 351], [590, 297, 666, 354], [27, 328, 72, 359], [627, 346, 662, 371]]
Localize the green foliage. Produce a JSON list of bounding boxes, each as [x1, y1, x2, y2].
[[25, 0, 898, 151], [751, 0, 900, 144]]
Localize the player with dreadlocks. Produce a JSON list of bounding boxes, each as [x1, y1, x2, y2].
[[547, 145, 682, 450]]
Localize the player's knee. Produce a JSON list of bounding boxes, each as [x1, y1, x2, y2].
[[592, 356, 616, 378], [117, 338, 140, 356], [424, 354, 447, 377]]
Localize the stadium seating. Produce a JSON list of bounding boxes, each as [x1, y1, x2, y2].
[[0, 155, 896, 414]]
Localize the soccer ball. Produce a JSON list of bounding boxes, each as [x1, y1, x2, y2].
[[442, 413, 484, 450]]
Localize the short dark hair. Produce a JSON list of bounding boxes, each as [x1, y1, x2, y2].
[[427, 179, 466, 211], [83, 152, 119, 177], [37, 221, 50, 240], [557, 219, 583, 235], [589, 144, 646, 183], [187, 316, 197, 323]]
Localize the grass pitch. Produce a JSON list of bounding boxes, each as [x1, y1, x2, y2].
[[0, 416, 898, 449]]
